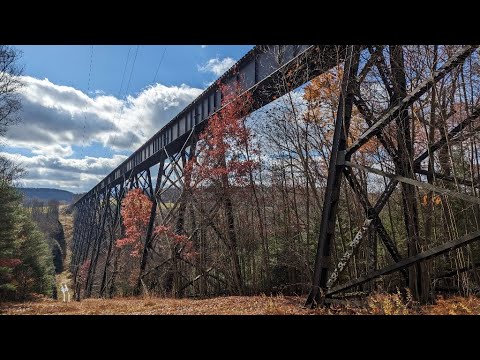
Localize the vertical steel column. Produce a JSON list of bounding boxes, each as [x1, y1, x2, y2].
[[135, 156, 166, 293], [85, 187, 111, 297], [100, 183, 123, 297], [306, 46, 360, 307]]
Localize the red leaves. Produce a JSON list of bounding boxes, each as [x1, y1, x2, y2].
[[153, 225, 170, 236], [153, 224, 196, 260], [185, 81, 259, 187], [116, 189, 152, 257], [0, 258, 22, 268]]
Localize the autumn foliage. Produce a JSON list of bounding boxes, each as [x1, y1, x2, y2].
[[2, 294, 480, 315], [116, 189, 152, 257], [303, 66, 378, 162], [153, 225, 195, 261], [116, 188, 195, 261], [185, 81, 259, 188]]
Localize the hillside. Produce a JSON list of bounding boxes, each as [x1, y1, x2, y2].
[[17, 187, 75, 203]]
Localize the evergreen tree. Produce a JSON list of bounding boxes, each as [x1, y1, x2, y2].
[[0, 181, 22, 298], [0, 182, 55, 300], [13, 209, 55, 299]]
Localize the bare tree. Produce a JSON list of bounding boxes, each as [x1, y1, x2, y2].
[[0, 156, 24, 184], [0, 45, 24, 184], [0, 45, 23, 138]]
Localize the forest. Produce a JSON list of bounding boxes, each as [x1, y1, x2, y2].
[[1, 45, 480, 315]]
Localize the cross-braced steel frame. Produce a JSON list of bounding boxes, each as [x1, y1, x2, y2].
[[71, 45, 480, 305], [305, 45, 480, 307]]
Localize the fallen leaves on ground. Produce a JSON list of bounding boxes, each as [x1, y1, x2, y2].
[[1, 294, 479, 315]]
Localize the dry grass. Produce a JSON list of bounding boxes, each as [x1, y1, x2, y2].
[[1, 294, 479, 315], [0, 295, 320, 315], [423, 295, 480, 315]]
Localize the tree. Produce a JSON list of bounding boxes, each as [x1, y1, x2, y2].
[[0, 182, 22, 298], [0, 156, 24, 183], [185, 80, 256, 295], [0, 45, 54, 301], [13, 208, 55, 299], [0, 45, 23, 138], [116, 188, 152, 257], [0, 184, 55, 300]]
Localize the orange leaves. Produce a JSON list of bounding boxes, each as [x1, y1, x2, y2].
[[424, 296, 480, 315], [116, 189, 152, 257], [422, 195, 428, 206], [422, 194, 442, 207], [304, 68, 342, 104], [152, 225, 169, 236]]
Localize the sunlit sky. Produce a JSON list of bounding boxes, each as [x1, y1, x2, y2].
[[2, 45, 253, 193]]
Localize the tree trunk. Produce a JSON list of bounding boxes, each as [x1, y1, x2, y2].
[[390, 45, 431, 303]]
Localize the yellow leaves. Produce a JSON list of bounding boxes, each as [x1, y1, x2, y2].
[[366, 290, 412, 315]]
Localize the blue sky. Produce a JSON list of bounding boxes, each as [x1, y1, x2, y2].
[[15, 45, 253, 94], [1, 45, 253, 193]]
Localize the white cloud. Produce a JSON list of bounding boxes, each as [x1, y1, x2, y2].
[[2, 76, 203, 192], [201, 45, 208, 49], [1, 151, 128, 193], [198, 57, 236, 77], [31, 144, 73, 157], [8, 76, 202, 153]]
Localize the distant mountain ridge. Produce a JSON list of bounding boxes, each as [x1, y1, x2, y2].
[[17, 187, 75, 203]]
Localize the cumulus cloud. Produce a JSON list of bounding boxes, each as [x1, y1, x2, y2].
[[1, 151, 128, 193], [7, 76, 202, 153], [3, 76, 203, 192], [198, 57, 236, 77]]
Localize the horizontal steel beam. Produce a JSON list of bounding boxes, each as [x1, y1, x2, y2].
[[346, 161, 480, 205], [414, 168, 480, 189], [328, 230, 480, 295]]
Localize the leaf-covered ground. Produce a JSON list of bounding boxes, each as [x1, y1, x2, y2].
[[1, 295, 480, 315]]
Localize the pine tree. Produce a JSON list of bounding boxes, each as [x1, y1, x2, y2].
[[0, 182, 55, 300], [0, 181, 22, 298]]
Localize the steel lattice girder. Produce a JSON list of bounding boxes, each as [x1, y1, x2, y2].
[[306, 45, 479, 307]]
